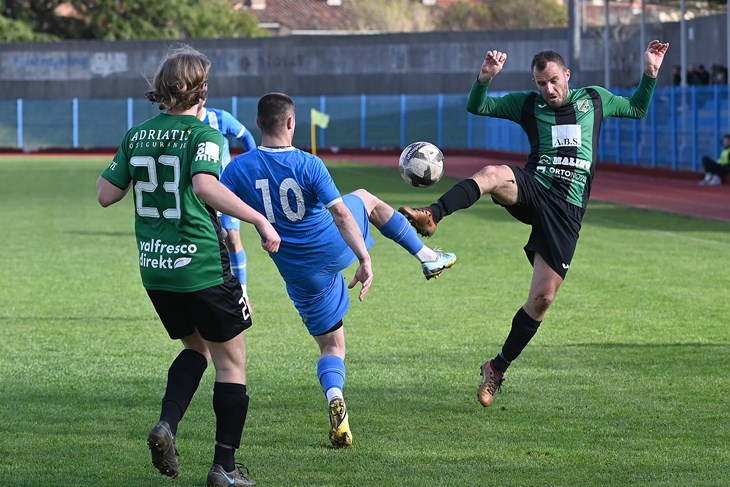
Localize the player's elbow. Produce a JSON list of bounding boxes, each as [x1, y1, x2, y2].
[[97, 194, 114, 207], [634, 108, 648, 119]]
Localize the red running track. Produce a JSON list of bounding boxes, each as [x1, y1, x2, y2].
[[323, 150, 730, 223], [14, 148, 728, 223]]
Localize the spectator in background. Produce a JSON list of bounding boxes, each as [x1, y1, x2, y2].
[[697, 65, 710, 85], [687, 64, 702, 85], [198, 97, 257, 304], [699, 134, 730, 186], [672, 65, 681, 86], [711, 64, 728, 84]]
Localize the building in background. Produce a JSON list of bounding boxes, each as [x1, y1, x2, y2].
[[237, 0, 726, 36]]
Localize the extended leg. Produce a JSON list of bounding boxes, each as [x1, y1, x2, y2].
[[399, 165, 518, 237], [351, 188, 457, 279]]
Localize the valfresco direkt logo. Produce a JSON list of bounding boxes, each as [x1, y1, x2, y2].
[[138, 238, 197, 270]]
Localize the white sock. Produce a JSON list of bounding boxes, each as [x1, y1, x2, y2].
[[415, 246, 437, 263], [325, 387, 343, 403]]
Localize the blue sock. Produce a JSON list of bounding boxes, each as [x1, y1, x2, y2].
[[378, 212, 423, 255], [317, 356, 346, 395], [229, 249, 247, 286]]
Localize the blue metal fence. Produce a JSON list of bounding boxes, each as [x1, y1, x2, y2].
[[2, 85, 728, 173]]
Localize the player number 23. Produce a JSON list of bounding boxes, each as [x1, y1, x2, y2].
[[130, 155, 181, 219]]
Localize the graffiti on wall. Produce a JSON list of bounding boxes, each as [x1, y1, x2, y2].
[[89, 52, 129, 77], [0, 51, 129, 80]]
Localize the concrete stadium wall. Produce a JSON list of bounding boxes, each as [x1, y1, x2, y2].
[[0, 13, 724, 100]]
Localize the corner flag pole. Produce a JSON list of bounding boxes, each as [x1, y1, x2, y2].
[[310, 108, 330, 156], [311, 117, 317, 156]]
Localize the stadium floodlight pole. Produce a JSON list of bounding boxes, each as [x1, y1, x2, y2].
[[603, 0, 610, 88], [640, 0, 646, 81], [680, 0, 687, 87], [568, 0, 581, 84]]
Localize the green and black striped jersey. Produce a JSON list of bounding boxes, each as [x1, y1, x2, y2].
[[467, 75, 657, 208]]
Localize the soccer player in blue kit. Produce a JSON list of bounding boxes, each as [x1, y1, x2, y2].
[[198, 97, 257, 301], [221, 92, 457, 448]]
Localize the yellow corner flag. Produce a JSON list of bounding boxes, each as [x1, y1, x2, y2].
[[311, 108, 330, 129], [310, 108, 330, 156]]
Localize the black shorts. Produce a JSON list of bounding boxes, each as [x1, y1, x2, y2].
[[146, 276, 251, 342], [493, 165, 585, 279]]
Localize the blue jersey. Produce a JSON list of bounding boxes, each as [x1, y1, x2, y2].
[[199, 107, 256, 168], [221, 146, 349, 282]]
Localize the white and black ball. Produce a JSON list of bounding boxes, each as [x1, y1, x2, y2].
[[398, 141, 445, 188]]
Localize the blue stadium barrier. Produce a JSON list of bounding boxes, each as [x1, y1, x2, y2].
[[1, 85, 728, 173]]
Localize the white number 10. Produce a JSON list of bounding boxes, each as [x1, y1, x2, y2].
[[255, 177, 305, 223]]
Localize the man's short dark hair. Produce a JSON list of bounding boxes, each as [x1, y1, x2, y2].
[[531, 50, 567, 72], [257, 92, 294, 135]]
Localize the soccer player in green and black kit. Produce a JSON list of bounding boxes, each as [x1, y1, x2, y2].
[[97, 45, 280, 487], [399, 40, 669, 408]]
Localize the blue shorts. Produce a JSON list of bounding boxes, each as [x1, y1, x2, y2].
[[220, 213, 240, 231], [285, 194, 374, 336]]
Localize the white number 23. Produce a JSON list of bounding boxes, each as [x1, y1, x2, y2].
[[130, 155, 181, 219]]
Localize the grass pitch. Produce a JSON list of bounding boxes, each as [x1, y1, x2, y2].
[[0, 156, 728, 486]]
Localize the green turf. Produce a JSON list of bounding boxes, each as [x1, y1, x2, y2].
[[0, 156, 728, 487]]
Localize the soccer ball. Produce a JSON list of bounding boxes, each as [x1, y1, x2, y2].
[[398, 141, 445, 188]]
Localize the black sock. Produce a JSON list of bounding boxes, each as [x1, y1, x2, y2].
[[214, 443, 236, 472], [429, 178, 481, 223], [493, 307, 541, 373], [160, 349, 208, 434], [213, 382, 249, 468]]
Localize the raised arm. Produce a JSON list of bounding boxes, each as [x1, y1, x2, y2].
[[601, 40, 669, 119], [643, 40, 669, 78], [477, 50, 507, 85]]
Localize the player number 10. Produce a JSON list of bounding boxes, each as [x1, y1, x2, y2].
[[255, 178, 305, 223]]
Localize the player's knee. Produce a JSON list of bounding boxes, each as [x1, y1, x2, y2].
[[351, 188, 373, 202], [528, 292, 554, 315], [473, 165, 502, 191], [476, 164, 498, 178], [351, 188, 381, 215]]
